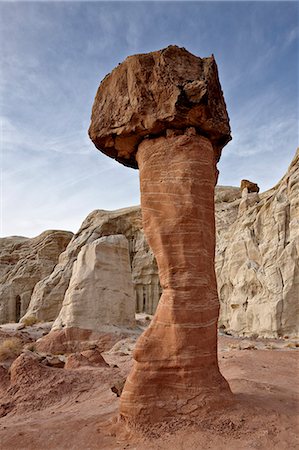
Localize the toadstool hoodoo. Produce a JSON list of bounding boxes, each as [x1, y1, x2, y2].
[[89, 45, 232, 427]]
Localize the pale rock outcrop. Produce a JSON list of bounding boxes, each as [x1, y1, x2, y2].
[[23, 207, 160, 323], [8, 152, 298, 341], [52, 235, 135, 331], [23, 208, 141, 322], [0, 231, 73, 324], [217, 149, 299, 338], [132, 230, 161, 314]]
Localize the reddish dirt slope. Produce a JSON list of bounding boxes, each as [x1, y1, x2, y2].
[[0, 335, 298, 449]]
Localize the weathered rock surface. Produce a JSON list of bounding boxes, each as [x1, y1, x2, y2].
[[64, 349, 108, 370], [2, 151, 298, 340], [52, 235, 135, 331], [119, 131, 232, 425], [34, 327, 132, 355], [23, 207, 159, 323], [0, 231, 73, 324], [217, 149, 299, 338], [90, 46, 232, 426], [89, 45, 231, 169]]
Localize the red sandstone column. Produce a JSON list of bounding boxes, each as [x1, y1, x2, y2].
[[119, 131, 231, 424], [88, 45, 232, 428]]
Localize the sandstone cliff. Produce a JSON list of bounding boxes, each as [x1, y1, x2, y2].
[[0, 231, 73, 324], [23, 207, 160, 324], [52, 235, 135, 331], [3, 150, 298, 338], [217, 149, 299, 338]]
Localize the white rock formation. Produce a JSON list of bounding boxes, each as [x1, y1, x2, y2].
[[0, 231, 73, 324], [52, 235, 135, 331], [5, 149, 299, 338], [131, 230, 161, 315], [216, 149, 299, 338], [23, 207, 159, 323], [23, 208, 141, 322]]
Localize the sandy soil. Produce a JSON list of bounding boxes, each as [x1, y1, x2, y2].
[[0, 325, 298, 450]]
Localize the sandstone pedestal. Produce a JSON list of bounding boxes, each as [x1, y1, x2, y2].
[[120, 132, 231, 424], [89, 45, 232, 427]]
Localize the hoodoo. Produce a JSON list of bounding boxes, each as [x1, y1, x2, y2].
[[89, 45, 232, 426]]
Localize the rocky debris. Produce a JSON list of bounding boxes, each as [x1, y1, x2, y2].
[[217, 148, 299, 338], [107, 337, 137, 356], [0, 335, 297, 449], [0, 364, 9, 392], [111, 378, 125, 397], [65, 349, 108, 370], [0, 349, 122, 420], [240, 179, 260, 193], [89, 45, 231, 169], [9, 351, 47, 386], [0, 230, 73, 324], [41, 354, 66, 368], [34, 326, 137, 355], [89, 46, 232, 427], [52, 235, 135, 332]]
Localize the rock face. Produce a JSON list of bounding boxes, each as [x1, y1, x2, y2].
[[217, 149, 299, 338], [89, 46, 232, 426], [0, 231, 73, 324], [3, 150, 298, 340], [52, 235, 135, 331], [23, 207, 159, 323], [89, 45, 231, 169]]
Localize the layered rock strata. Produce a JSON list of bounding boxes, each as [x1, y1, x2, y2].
[[217, 149, 299, 338], [52, 235, 135, 331], [22, 207, 159, 324], [3, 152, 297, 339], [89, 46, 232, 425], [120, 132, 231, 424], [0, 231, 73, 324], [23, 209, 136, 323]]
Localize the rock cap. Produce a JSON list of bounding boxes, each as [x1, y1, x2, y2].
[[89, 45, 231, 168]]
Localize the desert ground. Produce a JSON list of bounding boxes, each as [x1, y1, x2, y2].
[[0, 320, 298, 450]]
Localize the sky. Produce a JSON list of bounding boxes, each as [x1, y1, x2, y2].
[[0, 1, 298, 237]]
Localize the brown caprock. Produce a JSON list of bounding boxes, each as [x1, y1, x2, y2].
[[89, 45, 232, 427]]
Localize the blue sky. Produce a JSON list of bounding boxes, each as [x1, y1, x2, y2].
[[0, 1, 298, 237]]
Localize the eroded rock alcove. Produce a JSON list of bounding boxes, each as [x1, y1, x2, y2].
[[89, 45, 232, 426]]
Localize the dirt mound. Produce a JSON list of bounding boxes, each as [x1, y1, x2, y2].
[[0, 335, 297, 449]]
